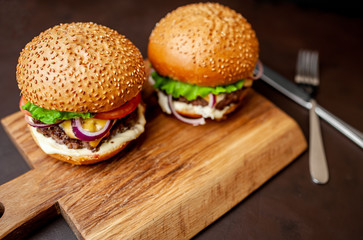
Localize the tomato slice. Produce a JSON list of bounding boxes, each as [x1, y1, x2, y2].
[[19, 96, 32, 116], [94, 93, 141, 120]]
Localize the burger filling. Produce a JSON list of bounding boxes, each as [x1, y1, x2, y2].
[[175, 89, 246, 110], [20, 93, 144, 151], [150, 70, 251, 123], [35, 109, 139, 151]]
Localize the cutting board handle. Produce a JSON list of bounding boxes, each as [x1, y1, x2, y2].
[[0, 168, 61, 239]]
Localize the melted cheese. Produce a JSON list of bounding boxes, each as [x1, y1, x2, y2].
[[59, 118, 110, 147], [87, 137, 104, 148], [59, 120, 76, 138], [83, 118, 109, 132]]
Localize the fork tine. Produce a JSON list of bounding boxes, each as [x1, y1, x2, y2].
[[306, 50, 317, 86], [299, 49, 309, 84], [311, 51, 319, 85], [295, 49, 305, 83], [305, 50, 312, 84], [302, 50, 309, 83]]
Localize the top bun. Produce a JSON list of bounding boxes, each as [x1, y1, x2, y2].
[[17, 22, 146, 113], [148, 3, 259, 87]]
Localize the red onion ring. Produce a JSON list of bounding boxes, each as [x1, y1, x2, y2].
[[208, 93, 216, 108], [251, 59, 264, 80], [24, 115, 60, 128], [167, 94, 206, 126], [71, 118, 113, 141]]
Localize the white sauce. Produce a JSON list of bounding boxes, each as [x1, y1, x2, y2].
[[30, 105, 146, 156], [156, 90, 232, 120]]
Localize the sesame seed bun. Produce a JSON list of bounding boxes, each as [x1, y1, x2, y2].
[[148, 2, 259, 87], [17, 22, 146, 112]]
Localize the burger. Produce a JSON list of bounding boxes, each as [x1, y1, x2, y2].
[[17, 22, 147, 165], [148, 3, 261, 126]]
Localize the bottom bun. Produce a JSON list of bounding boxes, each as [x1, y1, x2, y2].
[[28, 104, 146, 165], [157, 88, 249, 121], [44, 140, 130, 165]]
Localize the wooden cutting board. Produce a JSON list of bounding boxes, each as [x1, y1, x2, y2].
[[0, 90, 306, 240]]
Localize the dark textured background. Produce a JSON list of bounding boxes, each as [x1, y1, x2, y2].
[[0, 0, 362, 239]]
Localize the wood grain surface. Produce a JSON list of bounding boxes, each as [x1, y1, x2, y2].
[[0, 90, 306, 239]]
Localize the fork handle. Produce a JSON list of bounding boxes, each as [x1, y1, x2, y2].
[[309, 99, 329, 184]]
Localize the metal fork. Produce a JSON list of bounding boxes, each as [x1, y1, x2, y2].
[[295, 49, 329, 184]]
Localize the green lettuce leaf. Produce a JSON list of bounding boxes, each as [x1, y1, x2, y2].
[[151, 72, 244, 101], [21, 102, 95, 124]]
